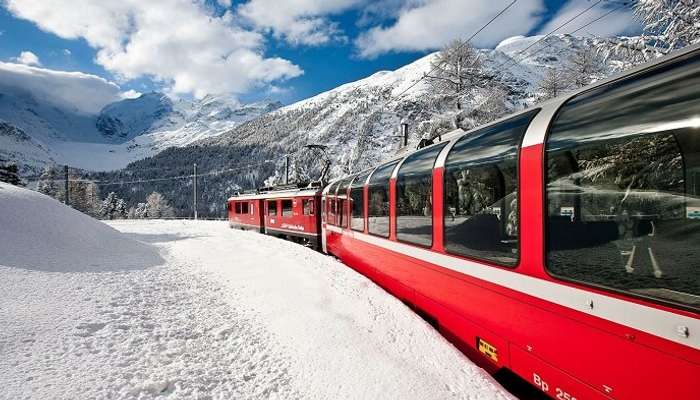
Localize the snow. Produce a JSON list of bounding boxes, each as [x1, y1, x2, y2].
[[0, 182, 512, 399]]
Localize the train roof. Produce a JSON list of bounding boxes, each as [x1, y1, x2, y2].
[[323, 42, 700, 195], [228, 187, 321, 201]]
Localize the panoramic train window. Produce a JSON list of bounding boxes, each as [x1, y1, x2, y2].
[[267, 200, 277, 216], [327, 182, 339, 225], [368, 161, 399, 237], [282, 199, 293, 217], [444, 110, 538, 266], [350, 170, 371, 232], [303, 199, 314, 216], [396, 143, 447, 247], [338, 178, 352, 228], [546, 52, 700, 310]]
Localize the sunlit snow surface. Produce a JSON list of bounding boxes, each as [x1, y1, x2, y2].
[[0, 183, 512, 399]]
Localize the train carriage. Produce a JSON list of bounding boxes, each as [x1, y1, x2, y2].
[[322, 44, 700, 399], [229, 187, 322, 249]]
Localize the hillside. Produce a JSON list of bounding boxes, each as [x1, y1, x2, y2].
[[96, 34, 623, 217]]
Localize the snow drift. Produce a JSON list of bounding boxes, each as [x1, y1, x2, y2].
[[0, 182, 163, 271]]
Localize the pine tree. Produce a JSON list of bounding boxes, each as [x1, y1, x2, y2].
[[537, 67, 570, 102], [146, 192, 175, 218], [37, 166, 63, 199], [0, 157, 23, 186], [425, 39, 489, 111], [99, 192, 126, 220]]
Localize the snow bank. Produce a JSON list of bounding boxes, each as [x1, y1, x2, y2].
[[0, 182, 163, 271]]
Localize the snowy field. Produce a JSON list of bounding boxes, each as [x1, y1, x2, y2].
[[0, 183, 512, 399]]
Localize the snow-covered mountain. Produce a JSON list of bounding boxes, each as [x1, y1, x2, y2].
[[0, 87, 281, 173], [206, 34, 619, 180]]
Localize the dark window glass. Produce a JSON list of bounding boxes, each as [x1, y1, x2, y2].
[[321, 198, 326, 222], [235, 202, 242, 214], [397, 143, 447, 246], [546, 52, 700, 310], [241, 202, 249, 214], [267, 200, 277, 216], [282, 199, 293, 216], [368, 161, 399, 237], [444, 110, 538, 266], [351, 170, 371, 231], [303, 199, 314, 215]]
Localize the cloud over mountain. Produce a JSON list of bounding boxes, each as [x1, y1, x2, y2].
[[0, 61, 122, 114]]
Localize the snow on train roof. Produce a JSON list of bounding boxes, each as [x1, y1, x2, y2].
[[228, 188, 321, 201]]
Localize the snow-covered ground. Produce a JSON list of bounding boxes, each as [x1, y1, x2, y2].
[[0, 183, 513, 399]]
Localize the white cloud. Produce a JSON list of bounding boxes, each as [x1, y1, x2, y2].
[[355, 0, 545, 58], [217, 0, 232, 7], [0, 61, 122, 114], [13, 50, 41, 66], [3, 0, 303, 98], [536, 0, 640, 38], [62, 49, 72, 56], [237, 0, 362, 46], [120, 89, 142, 99]]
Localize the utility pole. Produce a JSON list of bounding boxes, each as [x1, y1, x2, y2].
[[64, 165, 70, 206], [284, 155, 289, 185], [193, 163, 198, 220]]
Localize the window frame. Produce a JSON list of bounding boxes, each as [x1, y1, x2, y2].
[[367, 160, 400, 238], [350, 169, 372, 232], [267, 199, 278, 216], [395, 142, 447, 248], [442, 110, 539, 268], [281, 199, 293, 217], [542, 53, 700, 313]]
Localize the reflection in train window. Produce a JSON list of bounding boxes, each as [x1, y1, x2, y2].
[[396, 143, 446, 247], [338, 178, 352, 229], [546, 51, 700, 310], [368, 161, 399, 237], [444, 110, 538, 266], [351, 170, 372, 232]]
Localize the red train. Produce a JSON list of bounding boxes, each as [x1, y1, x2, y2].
[[228, 186, 322, 248], [231, 44, 700, 399]]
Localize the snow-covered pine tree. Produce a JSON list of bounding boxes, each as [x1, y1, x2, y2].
[[99, 191, 126, 220], [68, 177, 101, 217], [0, 157, 23, 186], [566, 47, 605, 88], [602, 0, 700, 66], [537, 67, 570, 101], [37, 166, 63, 199], [145, 192, 175, 218], [425, 39, 488, 111]]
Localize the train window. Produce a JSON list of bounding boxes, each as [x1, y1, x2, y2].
[[397, 143, 447, 247], [338, 178, 352, 228], [303, 199, 314, 215], [282, 199, 293, 217], [241, 202, 249, 214], [267, 200, 277, 216], [321, 198, 326, 223], [351, 170, 371, 232], [327, 182, 339, 225], [444, 110, 538, 266], [546, 51, 700, 310], [368, 161, 399, 237], [235, 202, 242, 214]]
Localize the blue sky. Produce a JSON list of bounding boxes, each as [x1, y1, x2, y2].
[[0, 1, 640, 106]]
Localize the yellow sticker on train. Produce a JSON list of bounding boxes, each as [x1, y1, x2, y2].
[[477, 337, 498, 362]]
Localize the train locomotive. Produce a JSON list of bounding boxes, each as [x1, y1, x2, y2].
[[229, 43, 700, 400]]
